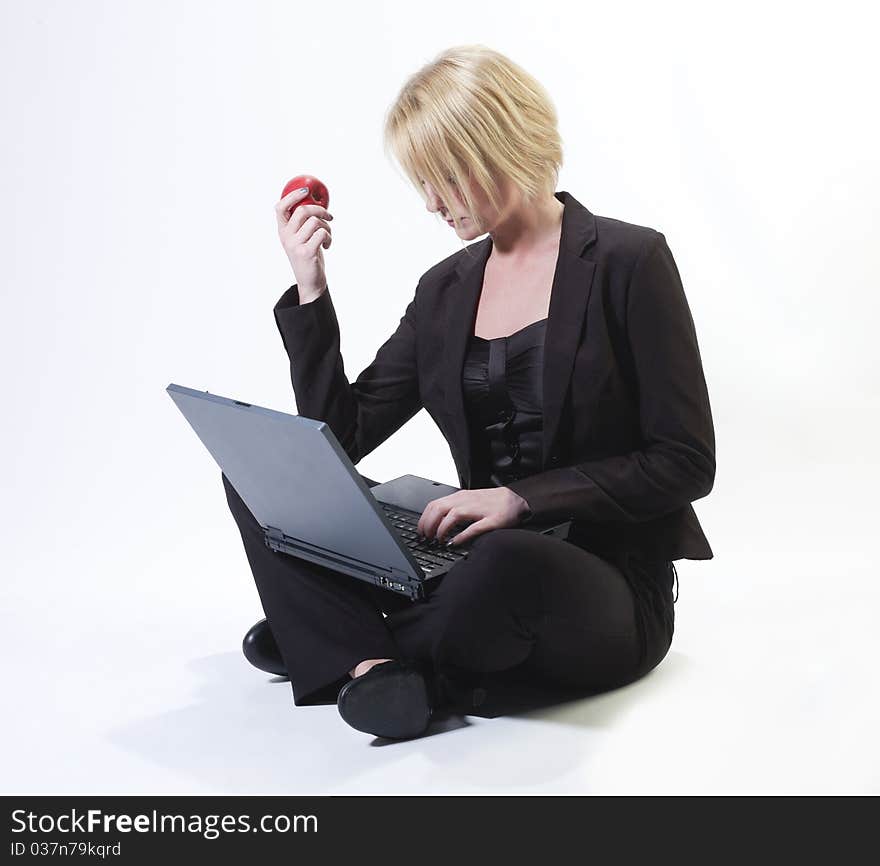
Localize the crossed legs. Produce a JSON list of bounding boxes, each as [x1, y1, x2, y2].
[[221, 471, 671, 717]]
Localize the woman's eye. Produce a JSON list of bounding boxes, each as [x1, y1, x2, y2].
[[419, 177, 455, 190]]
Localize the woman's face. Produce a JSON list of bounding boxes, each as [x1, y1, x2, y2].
[[421, 170, 508, 238]]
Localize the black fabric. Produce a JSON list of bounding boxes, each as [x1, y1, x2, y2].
[[272, 190, 715, 563], [223, 471, 675, 717], [229, 188, 711, 717], [463, 317, 547, 487]]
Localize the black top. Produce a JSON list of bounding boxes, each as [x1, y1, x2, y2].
[[462, 317, 548, 488]]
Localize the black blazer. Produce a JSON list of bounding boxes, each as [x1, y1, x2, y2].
[[273, 190, 715, 562]]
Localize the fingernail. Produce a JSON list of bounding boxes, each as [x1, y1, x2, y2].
[[445, 539, 455, 547], [327, 214, 334, 220]]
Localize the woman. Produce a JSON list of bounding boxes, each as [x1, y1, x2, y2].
[[223, 44, 715, 740]]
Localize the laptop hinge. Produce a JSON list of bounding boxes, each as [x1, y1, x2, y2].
[[263, 526, 426, 600], [262, 525, 397, 576]]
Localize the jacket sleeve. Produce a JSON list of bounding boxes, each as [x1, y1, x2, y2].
[[272, 282, 422, 465], [506, 233, 716, 525]]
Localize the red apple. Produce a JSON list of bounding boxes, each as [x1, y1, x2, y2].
[[281, 175, 329, 211]]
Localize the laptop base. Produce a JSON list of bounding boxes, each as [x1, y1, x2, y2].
[[262, 524, 434, 602]]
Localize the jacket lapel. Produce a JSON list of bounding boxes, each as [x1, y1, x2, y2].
[[442, 190, 598, 487]]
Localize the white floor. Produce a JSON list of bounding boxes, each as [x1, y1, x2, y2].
[[3, 485, 878, 794]]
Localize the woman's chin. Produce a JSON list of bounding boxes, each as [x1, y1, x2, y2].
[[449, 217, 477, 234]]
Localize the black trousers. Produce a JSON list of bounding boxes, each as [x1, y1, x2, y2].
[[222, 471, 676, 718]]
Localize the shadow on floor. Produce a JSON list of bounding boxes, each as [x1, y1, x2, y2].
[[106, 649, 689, 791]]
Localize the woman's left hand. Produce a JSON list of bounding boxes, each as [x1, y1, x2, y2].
[[416, 487, 532, 547]]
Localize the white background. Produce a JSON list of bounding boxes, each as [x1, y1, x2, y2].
[[2, 0, 877, 794]]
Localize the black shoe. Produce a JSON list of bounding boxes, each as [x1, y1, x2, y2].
[[337, 659, 439, 739], [242, 618, 287, 677]]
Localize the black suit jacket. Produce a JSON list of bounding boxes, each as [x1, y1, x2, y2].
[[273, 190, 715, 562]]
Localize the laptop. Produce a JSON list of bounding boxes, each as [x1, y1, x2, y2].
[[166, 383, 571, 602]]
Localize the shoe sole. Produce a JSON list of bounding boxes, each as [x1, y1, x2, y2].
[[337, 667, 433, 739]]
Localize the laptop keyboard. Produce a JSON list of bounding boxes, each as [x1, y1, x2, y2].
[[379, 503, 470, 574]]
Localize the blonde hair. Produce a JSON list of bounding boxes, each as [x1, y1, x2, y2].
[[383, 44, 563, 246]]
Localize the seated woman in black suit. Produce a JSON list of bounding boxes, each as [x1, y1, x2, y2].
[[225, 43, 715, 740]]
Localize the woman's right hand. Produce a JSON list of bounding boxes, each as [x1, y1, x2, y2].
[[275, 187, 334, 301]]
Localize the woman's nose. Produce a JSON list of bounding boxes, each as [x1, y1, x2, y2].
[[426, 198, 446, 217], [422, 182, 444, 208]]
